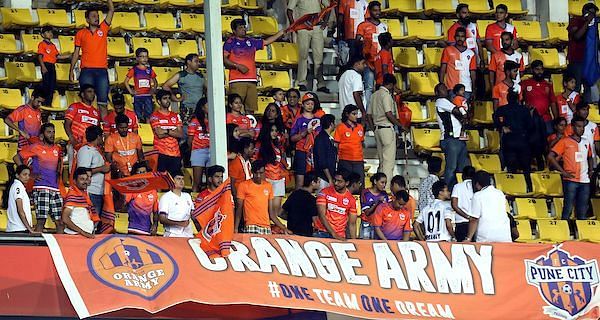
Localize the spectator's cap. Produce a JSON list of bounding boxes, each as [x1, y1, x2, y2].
[[301, 92, 317, 103], [583, 3, 599, 12]]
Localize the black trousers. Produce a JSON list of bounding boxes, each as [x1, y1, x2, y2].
[[41, 62, 56, 106]]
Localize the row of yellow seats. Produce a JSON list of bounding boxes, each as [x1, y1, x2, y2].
[[57, 0, 262, 10], [510, 197, 600, 221], [516, 219, 600, 243], [412, 127, 500, 153], [382, 0, 527, 16]]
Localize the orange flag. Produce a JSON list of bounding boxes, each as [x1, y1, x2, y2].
[[98, 177, 115, 234], [192, 179, 234, 258], [285, 1, 337, 32], [108, 172, 175, 194]]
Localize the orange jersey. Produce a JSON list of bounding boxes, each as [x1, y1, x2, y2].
[[551, 136, 592, 183], [7, 104, 42, 149], [493, 82, 522, 107], [488, 50, 524, 85], [104, 132, 142, 176], [356, 20, 388, 69], [74, 21, 110, 69], [226, 113, 252, 130], [333, 122, 365, 162], [102, 109, 139, 134], [64, 102, 100, 149], [453, 95, 468, 110], [229, 155, 252, 190], [315, 186, 357, 237], [340, 0, 369, 40], [64, 185, 99, 222], [485, 22, 518, 52], [237, 180, 274, 228], [440, 46, 477, 92], [374, 48, 394, 86], [371, 202, 412, 240], [556, 92, 581, 122], [19, 142, 62, 190], [256, 141, 287, 181], [281, 104, 300, 130], [38, 40, 59, 64], [149, 110, 182, 157], [188, 117, 210, 150], [447, 22, 481, 51]]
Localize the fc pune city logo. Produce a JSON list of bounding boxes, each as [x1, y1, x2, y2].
[[525, 246, 600, 319], [116, 178, 150, 191], [87, 235, 179, 300]]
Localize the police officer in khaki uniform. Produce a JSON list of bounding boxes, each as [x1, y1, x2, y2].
[[287, 0, 330, 93], [367, 74, 402, 185]]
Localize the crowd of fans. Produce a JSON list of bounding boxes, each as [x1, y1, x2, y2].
[[2, 0, 599, 243]]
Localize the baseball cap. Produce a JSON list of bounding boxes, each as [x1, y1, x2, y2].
[[301, 92, 318, 103]]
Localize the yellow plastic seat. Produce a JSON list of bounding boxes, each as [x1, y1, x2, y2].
[[55, 63, 75, 84], [472, 101, 494, 124], [512, 20, 547, 42], [57, 35, 74, 55], [167, 39, 199, 60], [424, 0, 455, 14], [221, 15, 243, 35], [381, 19, 403, 40], [514, 219, 540, 243], [494, 173, 533, 196], [144, 13, 181, 33], [569, 0, 591, 16], [496, 0, 528, 14], [107, 37, 133, 59], [0, 118, 16, 141], [21, 34, 44, 54], [425, 100, 438, 122], [180, 13, 205, 33], [154, 66, 180, 86], [528, 47, 564, 69], [73, 10, 103, 29], [256, 45, 275, 64], [423, 47, 443, 68], [514, 198, 552, 220], [41, 91, 68, 112], [458, 0, 493, 14], [588, 104, 600, 123], [0, 142, 17, 163], [405, 20, 443, 41], [408, 72, 438, 96], [0, 163, 8, 183], [466, 130, 482, 152], [383, 0, 423, 14], [411, 128, 441, 152], [248, 16, 278, 36], [0, 209, 7, 231], [138, 123, 154, 145], [5, 62, 40, 85], [469, 153, 502, 173], [576, 220, 600, 242], [167, 0, 203, 8], [393, 47, 422, 68], [485, 129, 500, 152], [271, 42, 298, 65], [442, 19, 457, 38], [405, 102, 431, 123], [111, 12, 145, 33], [531, 172, 563, 197], [477, 20, 494, 37], [114, 212, 129, 234], [0, 34, 22, 54], [257, 96, 273, 115], [113, 65, 131, 86], [259, 70, 290, 90], [37, 9, 74, 28], [538, 220, 570, 243], [49, 120, 69, 142], [132, 37, 167, 60], [1, 8, 38, 29], [546, 22, 569, 43]]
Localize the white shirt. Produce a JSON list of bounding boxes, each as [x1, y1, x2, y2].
[[64, 206, 95, 235], [77, 145, 105, 195], [583, 121, 598, 161], [469, 185, 512, 242], [6, 180, 32, 232], [339, 69, 365, 113], [451, 179, 474, 224], [417, 199, 455, 242], [159, 191, 194, 238], [436, 98, 462, 139]]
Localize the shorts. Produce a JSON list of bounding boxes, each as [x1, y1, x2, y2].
[[243, 225, 272, 234], [191, 148, 210, 167], [266, 178, 285, 197], [33, 189, 63, 220], [294, 150, 307, 174]]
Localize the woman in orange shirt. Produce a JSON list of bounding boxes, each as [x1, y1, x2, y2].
[[290, 92, 321, 189], [226, 94, 254, 138], [257, 123, 288, 218], [333, 104, 366, 186]]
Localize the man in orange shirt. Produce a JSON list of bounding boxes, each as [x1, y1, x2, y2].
[[548, 117, 593, 220], [104, 114, 144, 177], [5, 88, 45, 150], [314, 170, 358, 240], [356, 1, 388, 110], [488, 32, 524, 87], [229, 138, 254, 192], [235, 160, 290, 234], [371, 190, 412, 240], [374, 32, 394, 87], [447, 4, 485, 68], [492, 60, 521, 110], [485, 4, 518, 54], [69, 0, 115, 120], [390, 175, 416, 218], [338, 0, 368, 65], [439, 27, 477, 101], [38, 26, 70, 106], [64, 84, 100, 171], [149, 90, 183, 176]]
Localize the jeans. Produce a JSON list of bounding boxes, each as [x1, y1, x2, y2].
[[79, 68, 109, 105], [89, 193, 104, 220], [440, 138, 469, 189], [562, 180, 590, 220], [42, 62, 56, 106], [133, 96, 154, 122], [313, 230, 333, 238], [363, 67, 375, 111]]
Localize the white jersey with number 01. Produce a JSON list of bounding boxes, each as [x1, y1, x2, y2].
[[417, 199, 455, 242]]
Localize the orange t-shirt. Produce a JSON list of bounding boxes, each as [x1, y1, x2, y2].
[[339, 0, 369, 40], [493, 82, 522, 107], [356, 20, 388, 69], [315, 186, 357, 237], [104, 132, 142, 176], [38, 40, 59, 64], [229, 155, 252, 190], [453, 95, 468, 111], [237, 179, 274, 228], [488, 50, 525, 85], [74, 21, 110, 69], [374, 48, 394, 86], [440, 46, 477, 91], [485, 22, 518, 52], [188, 117, 210, 150], [149, 110, 182, 157], [7, 104, 42, 149], [102, 109, 139, 134], [333, 122, 365, 161], [551, 136, 592, 183], [64, 102, 100, 149], [371, 202, 412, 240], [226, 113, 252, 130], [556, 92, 581, 122]]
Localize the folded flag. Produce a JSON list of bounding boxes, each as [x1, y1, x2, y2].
[[108, 172, 175, 194], [286, 1, 337, 32]]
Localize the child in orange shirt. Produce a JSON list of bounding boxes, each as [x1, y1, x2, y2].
[[38, 26, 70, 106], [452, 84, 469, 140]]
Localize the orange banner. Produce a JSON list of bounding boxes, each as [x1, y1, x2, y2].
[[43, 234, 600, 319]]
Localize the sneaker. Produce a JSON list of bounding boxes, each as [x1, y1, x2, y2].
[[317, 87, 330, 94]]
